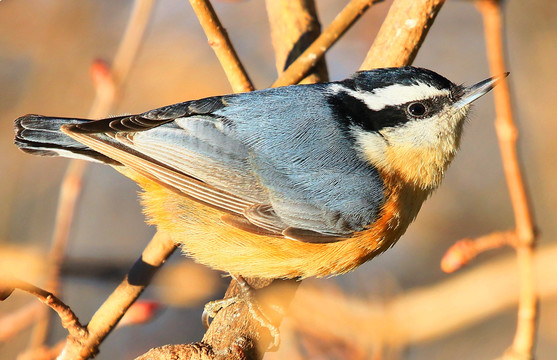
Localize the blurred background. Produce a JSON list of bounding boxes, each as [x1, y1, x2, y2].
[[0, 0, 556, 359]]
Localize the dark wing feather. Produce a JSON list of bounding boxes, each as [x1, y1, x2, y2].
[[61, 125, 254, 215]]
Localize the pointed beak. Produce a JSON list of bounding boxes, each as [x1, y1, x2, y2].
[[454, 72, 509, 108]]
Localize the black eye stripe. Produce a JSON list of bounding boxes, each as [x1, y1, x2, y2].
[[327, 91, 407, 132], [327, 92, 450, 133]]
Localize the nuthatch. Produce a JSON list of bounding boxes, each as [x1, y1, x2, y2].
[[14, 66, 505, 279]]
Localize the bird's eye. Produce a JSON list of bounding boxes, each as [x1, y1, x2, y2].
[[407, 102, 427, 117]]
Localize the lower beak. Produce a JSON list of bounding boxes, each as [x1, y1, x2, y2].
[[455, 72, 509, 108]]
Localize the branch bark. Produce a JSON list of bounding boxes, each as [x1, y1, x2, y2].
[[59, 231, 177, 360], [272, 0, 380, 87], [360, 0, 446, 70], [188, 0, 254, 92], [265, 0, 328, 84], [475, 1, 538, 359]]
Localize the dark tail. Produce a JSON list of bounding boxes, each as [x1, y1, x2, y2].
[[14, 115, 116, 164]]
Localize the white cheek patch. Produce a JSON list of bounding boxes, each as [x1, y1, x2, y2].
[[383, 117, 440, 146], [350, 128, 388, 165], [329, 82, 451, 111]]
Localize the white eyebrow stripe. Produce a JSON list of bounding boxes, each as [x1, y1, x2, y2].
[[329, 82, 451, 111]]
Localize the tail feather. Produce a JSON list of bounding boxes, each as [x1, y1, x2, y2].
[[14, 115, 118, 164]]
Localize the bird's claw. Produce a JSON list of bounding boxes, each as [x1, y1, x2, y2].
[[201, 275, 281, 350]]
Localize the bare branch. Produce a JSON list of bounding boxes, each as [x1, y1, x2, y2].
[[272, 0, 381, 87], [3, 277, 87, 340], [188, 0, 254, 92], [26, 0, 156, 351], [360, 0, 446, 69], [136, 343, 214, 360], [441, 231, 515, 273], [475, 1, 538, 358], [59, 231, 177, 360], [265, 0, 328, 83]]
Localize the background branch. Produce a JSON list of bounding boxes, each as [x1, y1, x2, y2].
[[271, 0, 379, 87], [360, 0, 446, 69], [188, 0, 254, 92], [265, 0, 329, 84], [475, 0, 538, 358], [59, 231, 177, 360], [2, 277, 86, 340]]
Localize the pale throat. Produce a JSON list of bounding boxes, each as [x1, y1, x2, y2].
[[354, 107, 468, 190]]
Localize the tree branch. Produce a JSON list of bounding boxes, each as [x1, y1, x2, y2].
[[272, 0, 381, 87], [265, 0, 328, 84], [188, 0, 254, 92], [441, 231, 515, 273], [475, 1, 538, 359], [59, 231, 177, 360], [360, 0, 446, 70], [2, 277, 87, 340]]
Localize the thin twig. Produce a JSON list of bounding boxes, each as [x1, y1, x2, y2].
[[28, 159, 88, 350], [360, 0, 446, 70], [475, 1, 538, 358], [5, 277, 87, 340], [441, 231, 515, 273], [58, 231, 177, 360], [111, 0, 155, 86], [188, 0, 254, 92], [272, 0, 380, 87]]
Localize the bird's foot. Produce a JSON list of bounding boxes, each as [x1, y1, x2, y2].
[[202, 274, 281, 350]]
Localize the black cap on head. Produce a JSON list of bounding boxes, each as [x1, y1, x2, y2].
[[348, 66, 456, 93]]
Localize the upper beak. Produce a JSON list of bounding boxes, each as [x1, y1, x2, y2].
[[454, 72, 509, 108]]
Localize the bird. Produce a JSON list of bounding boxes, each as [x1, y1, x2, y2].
[[14, 66, 505, 280]]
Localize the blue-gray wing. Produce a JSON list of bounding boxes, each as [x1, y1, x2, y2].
[[63, 84, 385, 242]]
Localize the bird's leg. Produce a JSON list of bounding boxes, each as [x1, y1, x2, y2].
[[202, 274, 281, 350]]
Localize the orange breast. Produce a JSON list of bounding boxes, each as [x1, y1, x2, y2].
[[127, 168, 428, 279]]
